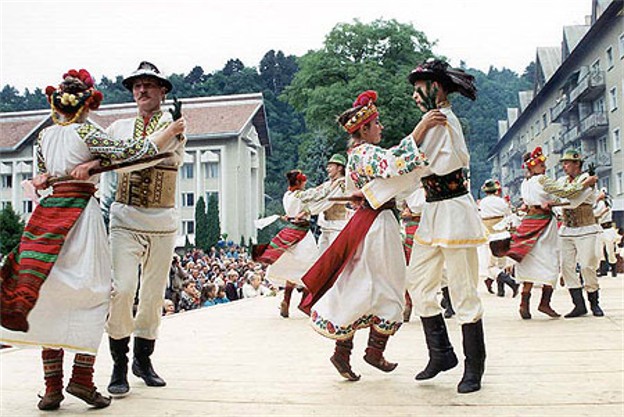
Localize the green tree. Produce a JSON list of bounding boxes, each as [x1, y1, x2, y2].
[[283, 19, 436, 158], [194, 196, 208, 250], [206, 193, 221, 248], [0, 203, 24, 258]]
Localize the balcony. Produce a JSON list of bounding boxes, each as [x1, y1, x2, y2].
[[550, 97, 569, 122], [569, 71, 606, 104], [562, 125, 580, 146], [552, 138, 565, 154], [585, 152, 612, 174], [579, 112, 609, 139]]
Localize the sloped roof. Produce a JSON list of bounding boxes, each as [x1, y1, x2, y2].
[[0, 93, 270, 153], [536, 47, 562, 82], [563, 25, 590, 54], [518, 91, 534, 113]]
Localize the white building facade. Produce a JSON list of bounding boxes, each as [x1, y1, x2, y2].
[[490, 0, 624, 225], [0, 93, 271, 246]]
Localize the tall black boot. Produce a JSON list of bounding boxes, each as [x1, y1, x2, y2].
[[440, 287, 455, 319], [610, 263, 617, 278], [107, 337, 130, 395], [564, 288, 588, 318], [597, 261, 608, 277], [415, 314, 458, 380], [132, 337, 166, 387], [498, 272, 519, 297], [457, 320, 486, 394], [587, 290, 604, 317]]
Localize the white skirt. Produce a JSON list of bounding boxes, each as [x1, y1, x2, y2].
[[0, 198, 111, 354], [310, 211, 406, 340], [514, 220, 560, 287], [266, 231, 319, 287]]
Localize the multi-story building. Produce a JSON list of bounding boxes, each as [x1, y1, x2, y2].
[[490, 0, 624, 225], [0, 92, 271, 247]]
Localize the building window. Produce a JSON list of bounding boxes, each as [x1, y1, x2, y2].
[[205, 191, 219, 205], [181, 163, 194, 180], [204, 162, 219, 179], [617, 172, 624, 195], [598, 176, 609, 193], [591, 59, 601, 73], [542, 113, 548, 129], [534, 120, 540, 137], [182, 220, 195, 235], [594, 97, 606, 113], [610, 87, 618, 111], [22, 200, 33, 213], [598, 137, 608, 154], [181, 192, 194, 207], [543, 139, 550, 156], [614, 128, 622, 152], [606, 46, 614, 69], [1, 175, 12, 189], [619, 33, 624, 59], [1, 201, 9, 210]]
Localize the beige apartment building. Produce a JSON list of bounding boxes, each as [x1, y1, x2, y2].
[[490, 0, 623, 225], [0, 93, 271, 247]]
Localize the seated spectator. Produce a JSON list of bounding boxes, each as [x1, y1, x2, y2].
[[201, 283, 218, 307], [215, 286, 230, 304], [163, 299, 176, 316], [178, 279, 200, 312], [225, 270, 241, 301], [242, 273, 273, 298]]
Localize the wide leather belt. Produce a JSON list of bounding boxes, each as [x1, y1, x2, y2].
[[324, 204, 347, 221], [115, 166, 177, 208], [562, 203, 596, 228], [421, 168, 469, 203]]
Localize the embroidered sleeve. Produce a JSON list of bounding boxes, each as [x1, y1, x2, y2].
[[35, 130, 46, 174], [348, 136, 428, 189], [293, 181, 333, 204], [76, 122, 158, 166], [538, 175, 585, 199]]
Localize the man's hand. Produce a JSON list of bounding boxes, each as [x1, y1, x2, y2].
[[582, 175, 598, 188], [70, 159, 101, 180]]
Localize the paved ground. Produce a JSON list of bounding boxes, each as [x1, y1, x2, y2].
[[1, 276, 623, 417]]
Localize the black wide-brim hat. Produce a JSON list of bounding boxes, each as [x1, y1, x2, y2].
[[408, 59, 477, 101], [122, 61, 173, 93]]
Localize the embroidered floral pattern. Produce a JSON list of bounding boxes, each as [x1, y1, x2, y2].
[[348, 137, 428, 189], [310, 309, 402, 339], [76, 122, 158, 166]]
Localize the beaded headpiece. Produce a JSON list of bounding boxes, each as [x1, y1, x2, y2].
[[342, 90, 379, 134]]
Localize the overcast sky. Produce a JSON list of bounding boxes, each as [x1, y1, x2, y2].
[[1, 0, 591, 91]]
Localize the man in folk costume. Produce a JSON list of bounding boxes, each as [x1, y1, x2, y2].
[[360, 60, 487, 393], [594, 189, 619, 277], [477, 179, 518, 297], [399, 186, 424, 322], [103, 61, 187, 395], [546, 149, 603, 317], [0, 69, 184, 410], [493, 147, 594, 319], [298, 90, 445, 381], [310, 153, 351, 252]]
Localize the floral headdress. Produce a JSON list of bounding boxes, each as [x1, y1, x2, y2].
[[522, 146, 547, 169], [45, 69, 103, 126], [342, 90, 379, 134]]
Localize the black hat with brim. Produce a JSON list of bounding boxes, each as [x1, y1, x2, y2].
[[408, 59, 477, 101], [122, 61, 173, 93]]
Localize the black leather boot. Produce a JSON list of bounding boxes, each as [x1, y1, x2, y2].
[[610, 264, 617, 278], [564, 288, 588, 318], [107, 337, 130, 395], [440, 287, 455, 319], [501, 272, 519, 297], [132, 337, 166, 387], [415, 314, 458, 380], [587, 290, 604, 317], [457, 320, 486, 394]]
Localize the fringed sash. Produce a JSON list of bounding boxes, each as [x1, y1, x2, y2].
[[254, 223, 309, 265], [506, 213, 551, 263], [1, 182, 95, 332], [298, 204, 388, 315]]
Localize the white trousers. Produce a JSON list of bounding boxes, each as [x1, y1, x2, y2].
[[106, 229, 176, 340], [408, 244, 483, 324], [560, 234, 599, 292]]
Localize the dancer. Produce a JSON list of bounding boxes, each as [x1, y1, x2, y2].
[[104, 61, 187, 395], [299, 90, 444, 381], [361, 60, 486, 393], [594, 189, 619, 277], [0, 69, 184, 410]]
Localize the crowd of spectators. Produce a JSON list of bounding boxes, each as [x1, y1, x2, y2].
[[164, 242, 276, 315]]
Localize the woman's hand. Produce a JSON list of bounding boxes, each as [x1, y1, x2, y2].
[[70, 159, 101, 180], [32, 173, 50, 190]]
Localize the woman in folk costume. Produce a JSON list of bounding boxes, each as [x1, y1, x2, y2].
[[0, 69, 184, 410], [255, 170, 336, 318], [496, 148, 563, 319], [298, 90, 445, 381]]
